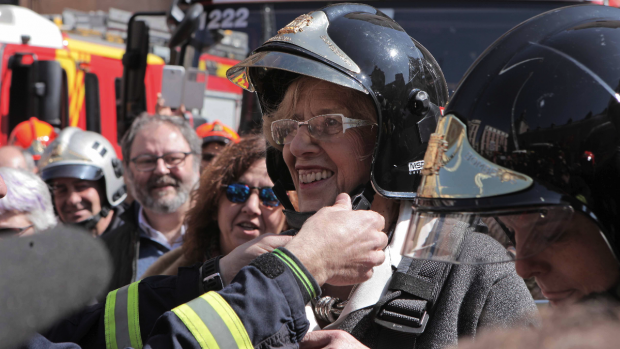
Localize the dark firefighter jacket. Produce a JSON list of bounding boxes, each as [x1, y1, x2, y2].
[[39, 247, 316, 349]]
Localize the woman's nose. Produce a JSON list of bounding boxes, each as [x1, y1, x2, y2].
[[241, 192, 262, 216], [515, 254, 550, 279], [289, 126, 320, 158]]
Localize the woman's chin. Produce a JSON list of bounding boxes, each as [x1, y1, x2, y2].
[[298, 197, 336, 212]]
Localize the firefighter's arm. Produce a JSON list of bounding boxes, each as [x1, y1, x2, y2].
[[144, 248, 318, 349]]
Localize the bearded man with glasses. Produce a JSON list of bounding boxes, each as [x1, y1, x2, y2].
[[101, 114, 201, 294]]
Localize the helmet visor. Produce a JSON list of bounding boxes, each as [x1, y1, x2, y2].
[[40, 164, 103, 182], [402, 205, 575, 264], [227, 51, 368, 95]]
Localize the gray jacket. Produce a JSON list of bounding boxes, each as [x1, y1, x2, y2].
[[335, 232, 538, 349]]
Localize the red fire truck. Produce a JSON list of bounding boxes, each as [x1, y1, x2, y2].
[[0, 5, 164, 155]]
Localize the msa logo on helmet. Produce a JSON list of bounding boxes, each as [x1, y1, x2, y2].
[[409, 160, 424, 175]]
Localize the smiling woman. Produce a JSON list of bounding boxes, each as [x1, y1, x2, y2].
[[140, 134, 286, 278]]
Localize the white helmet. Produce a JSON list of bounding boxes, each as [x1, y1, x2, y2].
[[39, 127, 126, 207]]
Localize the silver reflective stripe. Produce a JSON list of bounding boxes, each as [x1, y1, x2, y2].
[[114, 285, 132, 348], [188, 296, 239, 349]]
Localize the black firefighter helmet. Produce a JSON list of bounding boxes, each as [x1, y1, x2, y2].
[[405, 5, 620, 271], [227, 3, 449, 205]]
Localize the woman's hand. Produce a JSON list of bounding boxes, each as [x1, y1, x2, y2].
[[301, 330, 369, 349], [218, 233, 292, 285]]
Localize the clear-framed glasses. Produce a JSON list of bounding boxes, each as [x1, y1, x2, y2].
[[130, 152, 194, 172], [271, 113, 376, 145]]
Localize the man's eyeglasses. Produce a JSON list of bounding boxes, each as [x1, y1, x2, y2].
[[0, 224, 34, 238], [271, 113, 376, 145], [131, 152, 194, 172], [221, 183, 280, 208]]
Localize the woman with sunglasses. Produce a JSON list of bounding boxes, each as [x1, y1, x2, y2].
[[141, 134, 285, 279]]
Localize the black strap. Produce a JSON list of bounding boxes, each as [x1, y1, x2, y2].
[[373, 257, 452, 349], [273, 180, 295, 211]]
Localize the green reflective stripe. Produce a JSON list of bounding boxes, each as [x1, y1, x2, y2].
[[272, 249, 316, 298], [127, 281, 143, 348], [173, 292, 252, 349], [104, 281, 143, 349], [104, 288, 118, 349]]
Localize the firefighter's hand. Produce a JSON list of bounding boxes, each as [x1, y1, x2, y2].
[[219, 233, 292, 285], [301, 330, 369, 349], [285, 193, 387, 286]]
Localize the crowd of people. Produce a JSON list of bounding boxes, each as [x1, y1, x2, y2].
[[0, 2, 619, 349]]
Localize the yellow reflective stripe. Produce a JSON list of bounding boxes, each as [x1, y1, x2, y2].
[[104, 288, 119, 349], [203, 292, 252, 349], [272, 249, 316, 298], [173, 304, 220, 349], [127, 281, 143, 348], [173, 292, 252, 349]]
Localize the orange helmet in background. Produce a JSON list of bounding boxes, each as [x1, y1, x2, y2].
[[195, 120, 240, 146], [9, 117, 58, 160]]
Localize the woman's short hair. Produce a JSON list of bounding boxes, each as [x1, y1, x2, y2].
[[0, 167, 57, 231], [183, 134, 269, 263]]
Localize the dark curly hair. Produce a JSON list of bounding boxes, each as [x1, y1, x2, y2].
[[183, 134, 272, 264]]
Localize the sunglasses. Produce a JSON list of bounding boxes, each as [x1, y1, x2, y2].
[[221, 183, 280, 208]]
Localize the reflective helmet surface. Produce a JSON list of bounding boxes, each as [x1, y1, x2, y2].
[[39, 128, 126, 207], [9, 117, 57, 160], [227, 3, 449, 199], [410, 5, 620, 263], [196, 120, 240, 145]]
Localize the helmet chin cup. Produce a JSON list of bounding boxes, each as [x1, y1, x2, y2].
[[351, 183, 376, 211]]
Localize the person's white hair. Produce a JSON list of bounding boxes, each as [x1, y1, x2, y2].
[[0, 167, 57, 231]]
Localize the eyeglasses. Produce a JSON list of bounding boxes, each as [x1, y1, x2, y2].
[[271, 113, 376, 145], [221, 183, 280, 207], [0, 224, 34, 238], [131, 152, 194, 172]]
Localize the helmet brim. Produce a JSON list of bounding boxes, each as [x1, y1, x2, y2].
[[227, 50, 368, 95], [41, 164, 103, 182]]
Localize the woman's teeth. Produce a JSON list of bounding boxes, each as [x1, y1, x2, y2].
[[238, 222, 258, 229], [298, 169, 334, 184]]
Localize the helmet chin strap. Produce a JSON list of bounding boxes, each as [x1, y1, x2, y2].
[[281, 182, 376, 230], [72, 205, 111, 232]]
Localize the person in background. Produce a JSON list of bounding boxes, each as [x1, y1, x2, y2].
[[8, 116, 57, 162], [38, 128, 127, 237], [101, 114, 201, 293], [194, 120, 240, 172], [141, 134, 285, 278], [0, 167, 56, 237], [0, 146, 37, 173]]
